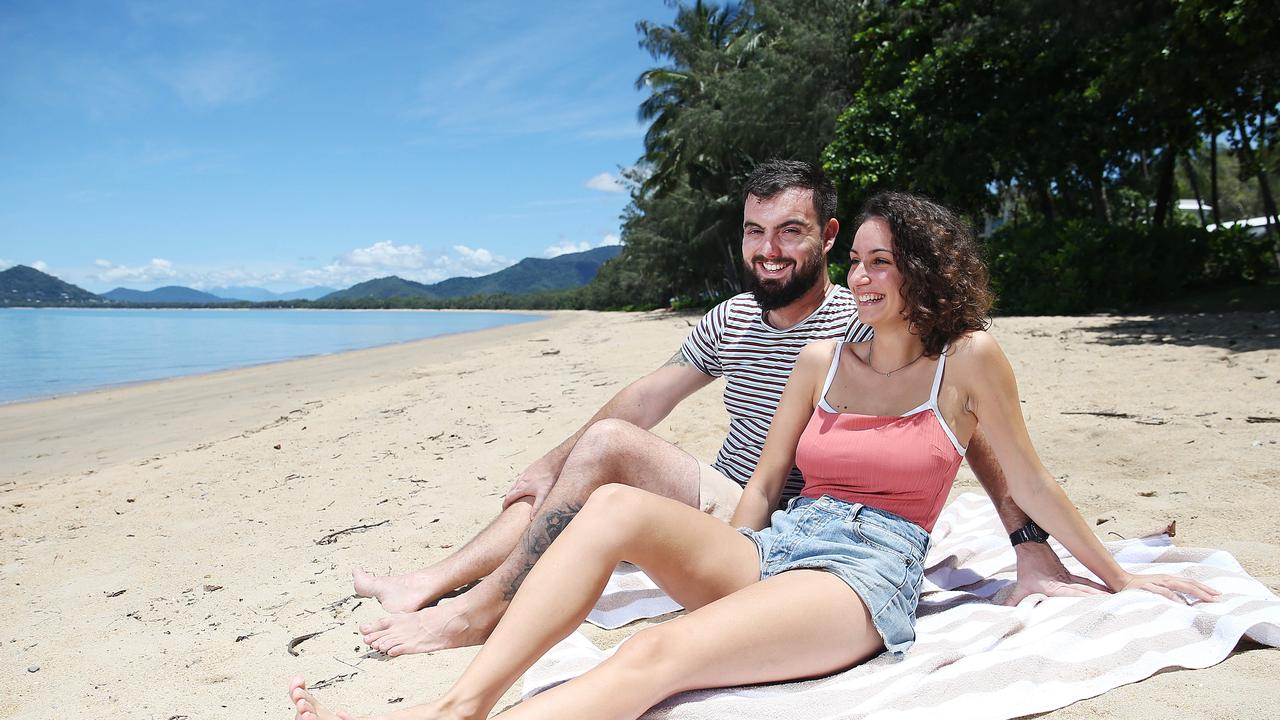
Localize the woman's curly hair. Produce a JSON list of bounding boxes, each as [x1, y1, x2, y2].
[[857, 192, 992, 357]]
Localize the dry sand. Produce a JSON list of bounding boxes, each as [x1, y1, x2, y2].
[[2, 309, 1278, 719]]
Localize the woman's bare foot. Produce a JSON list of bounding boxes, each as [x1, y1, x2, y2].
[[352, 567, 454, 613], [287, 676, 481, 720], [289, 676, 352, 720]]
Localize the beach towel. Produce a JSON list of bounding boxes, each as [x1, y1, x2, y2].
[[526, 492, 1280, 719]]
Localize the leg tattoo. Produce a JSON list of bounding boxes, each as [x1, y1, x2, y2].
[[502, 503, 583, 600]]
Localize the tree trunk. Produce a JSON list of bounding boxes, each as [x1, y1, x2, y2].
[[1182, 154, 1208, 228], [1035, 179, 1056, 223], [1256, 171, 1279, 241], [1090, 168, 1112, 223], [1209, 134, 1222, 226], [1153, 148, 1176, 227]]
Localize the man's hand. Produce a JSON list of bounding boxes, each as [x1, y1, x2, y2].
[[502, 459, 557, 517], [1003, 541, 1110, 606]]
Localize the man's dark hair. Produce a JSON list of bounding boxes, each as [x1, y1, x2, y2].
[[742, 159, 837, 223]]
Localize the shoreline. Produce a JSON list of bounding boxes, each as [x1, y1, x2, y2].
[[0, 307, 547, 407], [2, 309, 1276, 718], [0, 310, 563, 482]]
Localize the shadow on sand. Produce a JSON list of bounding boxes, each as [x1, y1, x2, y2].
[[1079, 311, 1279, 353]]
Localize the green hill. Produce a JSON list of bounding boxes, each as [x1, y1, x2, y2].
[[321, 276, 438, 302], [321, 245, 622, 302], [0, 265, 105, 306], [102, 286, 230, 304]]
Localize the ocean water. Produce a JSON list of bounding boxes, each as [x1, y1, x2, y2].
[[0, 308, 542, 404]]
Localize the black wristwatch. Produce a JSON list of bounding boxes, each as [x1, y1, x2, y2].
[[1009, 519, 1051, 546]]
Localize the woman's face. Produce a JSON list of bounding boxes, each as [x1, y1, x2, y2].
[[848, 217, 906, 326]]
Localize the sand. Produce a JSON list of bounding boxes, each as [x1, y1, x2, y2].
[[1, 309, 1277, 719]]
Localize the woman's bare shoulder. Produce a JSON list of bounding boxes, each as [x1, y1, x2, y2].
[[946, 330, 1010, 373], [797, 338, 840, 362]]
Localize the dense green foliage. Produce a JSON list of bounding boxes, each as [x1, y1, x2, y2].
[[593, 0, 1278, 314], [986, 223, 1200, 314]]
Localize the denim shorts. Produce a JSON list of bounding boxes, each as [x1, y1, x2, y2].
[[737, 495, 929, 654]]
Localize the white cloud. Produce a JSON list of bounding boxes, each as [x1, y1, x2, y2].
[[543, 232, 622, 258], [449, 244, 508, 274], [584, 172, 625, 193], [0, 259, 13, 270], [341, 241, 429, 270], [543, 240, 594, 257], [31, 260, 49, 272], [302, 241, 515, 288], [89, 258, 178, 285], [76, 242, 521, 294], [164, 50, 272, 109]]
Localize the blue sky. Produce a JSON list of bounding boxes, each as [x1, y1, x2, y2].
[[0, 0, 675, 292]]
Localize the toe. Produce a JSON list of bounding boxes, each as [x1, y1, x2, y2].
[[359, 617, 391, 634]]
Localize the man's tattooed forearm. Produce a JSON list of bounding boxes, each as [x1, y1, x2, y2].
[[663, 348, 692, 368], [502, 502, 584, 600]]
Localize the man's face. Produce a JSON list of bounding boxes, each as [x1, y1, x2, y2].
[[741, 188, 833, 311]]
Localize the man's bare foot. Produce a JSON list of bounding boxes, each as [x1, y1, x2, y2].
[[287, 676, 480, 720], [352, 567, 456, 614], [360, 596, 502, 656]]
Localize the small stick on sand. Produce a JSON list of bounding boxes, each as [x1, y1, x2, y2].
[[286, 627, 334, 656], [314, 520, 389, 546]]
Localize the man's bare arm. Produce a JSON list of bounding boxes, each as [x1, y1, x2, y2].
[[502, 348, 715, 512]]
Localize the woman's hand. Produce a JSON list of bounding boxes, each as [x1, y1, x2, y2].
[[1115, 572, 1221, 604]]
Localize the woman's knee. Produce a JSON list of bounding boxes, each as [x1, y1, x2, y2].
[[608, 625, 684, 682], [577, 483, 648, 540]]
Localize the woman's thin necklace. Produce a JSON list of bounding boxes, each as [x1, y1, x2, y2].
[[866, 340, 924, 377]]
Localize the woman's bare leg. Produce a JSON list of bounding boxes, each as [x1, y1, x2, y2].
[[501, 569, 882, 720], [291, 483, 761, 720]]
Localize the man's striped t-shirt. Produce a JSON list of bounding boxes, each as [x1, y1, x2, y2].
[[679, 285, 872, 501]]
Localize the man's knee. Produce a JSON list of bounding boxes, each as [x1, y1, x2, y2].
[[576, 418, 645, 456], [562, 419, 649, 484]]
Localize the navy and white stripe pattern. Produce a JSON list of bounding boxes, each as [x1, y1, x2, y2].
[[680, 286, 872, 500]]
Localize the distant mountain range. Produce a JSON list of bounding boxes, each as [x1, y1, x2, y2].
[[0, 246, 622, 307], [206, 286, 337, 302], [321, 245, 622, 301]]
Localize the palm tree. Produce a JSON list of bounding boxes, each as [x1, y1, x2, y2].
[[634, 1, 759, 196]]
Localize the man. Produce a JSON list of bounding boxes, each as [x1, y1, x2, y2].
[[355, 160, 1103, 656]]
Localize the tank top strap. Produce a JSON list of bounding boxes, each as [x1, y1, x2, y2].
[[928, 343, 950, 407], [820, 342, 844, 399]]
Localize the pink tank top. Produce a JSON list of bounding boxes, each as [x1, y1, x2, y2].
[[795, 343, 966, 532]]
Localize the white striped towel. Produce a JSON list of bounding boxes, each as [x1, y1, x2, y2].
[[525, 492, 1280, 719]]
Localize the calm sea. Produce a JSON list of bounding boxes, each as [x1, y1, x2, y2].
[[0, 308, 542, 404]]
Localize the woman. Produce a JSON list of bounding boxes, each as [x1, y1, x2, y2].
[[289, 192, 1217, 720]]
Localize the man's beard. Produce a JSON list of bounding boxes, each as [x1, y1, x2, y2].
[[745, 250, 826, 312]]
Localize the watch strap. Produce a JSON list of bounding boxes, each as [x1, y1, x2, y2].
[[1009, 519, 1051, 546]]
